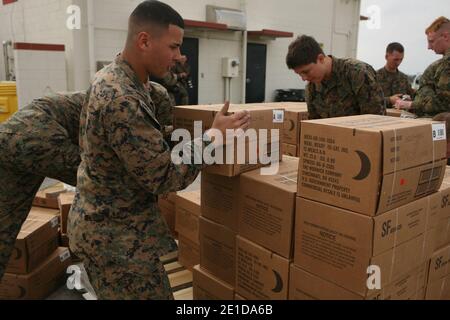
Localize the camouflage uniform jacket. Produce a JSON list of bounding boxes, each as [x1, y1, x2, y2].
[[412, 49, 450, 117], [306, 56, 385, 119], [68, 54, 208, 266], [376, 67, 415, 107]]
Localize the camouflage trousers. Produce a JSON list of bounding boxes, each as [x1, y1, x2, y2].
[[76, 250, 174, 300], [0, 129, 79, 280]]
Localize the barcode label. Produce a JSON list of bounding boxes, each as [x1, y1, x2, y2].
[[51, 217, 59, 228], [432, 123, 446, 141], [59, 250, 71, 262], [273, 110, 284, 123]]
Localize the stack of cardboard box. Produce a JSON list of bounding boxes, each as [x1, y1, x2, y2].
[[291, 115, 448, 300], [0, 208, 72, 299], [175, 191, 201, 271], [33, 183, 67, 210], [174, 103, 303, 300], [194, 156, 298, 300], [424, 167, 450, 300], [32, 183, 73, 248]]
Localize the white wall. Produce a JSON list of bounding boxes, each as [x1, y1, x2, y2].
[[14, 48, 67, 107], [245, 0, 361, 100], [1, 0, 361, 103], [0, 0, 89, 94]]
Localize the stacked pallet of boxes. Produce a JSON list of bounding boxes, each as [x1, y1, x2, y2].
[[291, 115, 448, 300], [424, 167, 450, 299], [32, 183, 72, 248], [0, 206, 72, 299], [174, 103, 299, 300], [199, 155, 298, 300], [175, 191, 201, 271]]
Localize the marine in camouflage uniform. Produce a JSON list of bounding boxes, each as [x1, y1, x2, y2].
[[0, 84, 173, 282], [306, 56, 385, 119], [67, 54, 210, 300], [0, 92, 85, 280], [410, 48, 450, 117], [172, 58, 191, 105], [376, 67, 415, 108], [159, 60, 190, 106]]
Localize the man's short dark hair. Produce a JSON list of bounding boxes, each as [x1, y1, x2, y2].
[[286, 35, 324, 69], [129, 0, 184, 37], [386, 42, 404, 54]]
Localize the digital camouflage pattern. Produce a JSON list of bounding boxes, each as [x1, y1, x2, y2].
[[67, 54, 209, 300], [0, 92, 86, 280], [306, 56, 385, 119], [160, 60, 190, 106], [376, 67, 415, 107], [171, 60, 190, 105], [0, 85, 173, 283], [411, 48, 450, 117]]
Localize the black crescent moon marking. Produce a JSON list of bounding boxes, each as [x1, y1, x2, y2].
[[289, 119, 295, 131], [271, 270, 283, 293], [353, 150, 371, 180]]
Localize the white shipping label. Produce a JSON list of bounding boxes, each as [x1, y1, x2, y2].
[[273, 110, 284, 123], [432, 123, 447, 141], [60, 250, 71, 262]]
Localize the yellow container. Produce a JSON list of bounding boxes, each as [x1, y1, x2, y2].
[[0, 81, 18, 123]]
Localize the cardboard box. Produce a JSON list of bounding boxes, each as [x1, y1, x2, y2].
[[239, 156, 298, 258], [288, 264, 427, 300], [199, 217, 236, 286], [236, 236, 290, 300], [204, 141, 282, 177], [193, 265, 234, 300], [159, 193, 177, 238], [0, 247, 72, 299], [428, 244, 450, 284], [386, 109, 402, 117], [33, 184, 67, 209], [433, 216, 450, 251], [425, 273, 450, 300], [234, 293, 247, 300], [175, 191, 201, 244], [283, 106, 309, 145], [298, 115, 447, 216], [6, 210, 60, 274], [57, 192, 75, 234], [294, 197, 435, 296], [201, 172, 240, 232], [414, 288, 426, 300], [28, 206, 59, 217], [438, 172, 450, 221], [283, 143, 297, 157], [174, 104, 283, 177], [178, 235, 199, 271]]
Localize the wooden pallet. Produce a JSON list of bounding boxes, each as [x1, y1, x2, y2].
[[161, 251, 193, 300]]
